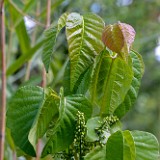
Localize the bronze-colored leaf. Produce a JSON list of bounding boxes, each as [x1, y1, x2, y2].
[[102, 22, 136, 60]]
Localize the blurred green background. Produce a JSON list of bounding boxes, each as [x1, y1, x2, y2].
[[2, 0, 160, 158]]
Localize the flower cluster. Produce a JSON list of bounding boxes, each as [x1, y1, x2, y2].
[[95, 115, 119, 145], [73, 111, 87, 158]]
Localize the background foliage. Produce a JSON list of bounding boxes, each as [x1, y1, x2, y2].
[[0, 0, 160, 159]]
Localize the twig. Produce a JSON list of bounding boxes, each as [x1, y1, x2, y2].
[[9, 0, 45, 28], [41, 0, 51, 88], [0, 0, 6, 159], [36, 1, 51, 159]]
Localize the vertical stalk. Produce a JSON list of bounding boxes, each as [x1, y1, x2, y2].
[[41, 0, 51, 87], [0, 0, 6, 159], [36, 1, 51, 159]]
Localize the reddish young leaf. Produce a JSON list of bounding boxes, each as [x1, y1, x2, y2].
[[102, 22, 136, 59]]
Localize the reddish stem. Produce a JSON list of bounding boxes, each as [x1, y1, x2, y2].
[[36, 1, 51, 159], [0, 0, 6, 159]]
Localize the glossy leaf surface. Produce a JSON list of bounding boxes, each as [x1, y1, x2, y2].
[[90, 49, 133, 115], [105, 130, 159, 160], [66, 12, 105, 92], [114, 50, 144, 118], [102, 22, 135, 60]]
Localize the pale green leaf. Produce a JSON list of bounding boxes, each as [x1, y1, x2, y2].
[[123, 130, 136, 160], [41, 92, 92, 157], [66, 12, 105, 92], [86, 117, 102, 142], [84, 146, 106, 160], [57, 12, 68, 33], [131, 131, 159, 160], [90, 49, 133, 115], [106, 130, 159, 160], [114, 50, 144, 118], [29, 88, 59, 148], [6, 86, 44, 157]]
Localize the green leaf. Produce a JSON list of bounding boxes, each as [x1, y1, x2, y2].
[[41, 91, 92, 157], [63, 60, 72, 96], [42, 13, 68, 72], [63, 60, 93, 96], [130, 131, 159, 160], [9, 1, 31, 54], [42, 26, 57, 72], [6, 86, 44, 157], [28, 88, 59, 148], [106, 131, 123, 160], [123, 130, 136, 160], [74, 65, 93, 94], [84, 146, 106, 160], [114, 50, 144, 118], [90, 49, 133, 115], [66, 12, 105, 92], [86, 117, 102, 142], [105, 130, 159, 160], [57, 12, 68, 33], [16, 20, 31, 54], [20, 76, 42, 87]]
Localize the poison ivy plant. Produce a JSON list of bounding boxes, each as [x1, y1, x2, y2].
[[6, 12, 159, 159]]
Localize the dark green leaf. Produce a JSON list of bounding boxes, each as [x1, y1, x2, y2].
[[41, 90, 92, 157], [63, 60, 93, 96], [6, 86, 44, 156], [42, 13, 68, 72], [42, 26, 57, 72], [106, 131, 123, 160], [29, 88, 59, 148]]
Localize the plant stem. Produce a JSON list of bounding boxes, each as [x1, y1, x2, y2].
[[41, 0, 51, 88], [0, 0, 6, 159], [36, 1, 51, 159]]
